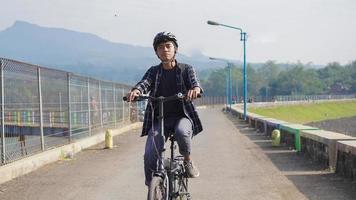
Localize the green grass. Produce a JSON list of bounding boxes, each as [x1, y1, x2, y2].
[[249, 100, 356, 124]]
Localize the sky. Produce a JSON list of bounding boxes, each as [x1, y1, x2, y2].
[[1, 0, 356, 65]]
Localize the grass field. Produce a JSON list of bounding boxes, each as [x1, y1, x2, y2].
[[249, 100, 356, 124]]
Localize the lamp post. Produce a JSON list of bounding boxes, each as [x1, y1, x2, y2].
[[209, 57, 233, 110], [207, 20, 248, 120]]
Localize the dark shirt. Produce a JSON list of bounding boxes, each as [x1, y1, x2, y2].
[[155, 67, 185, 118], [134, 62, 203, 137]]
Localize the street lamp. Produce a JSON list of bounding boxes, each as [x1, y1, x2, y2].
[[209, 57, 233, 110], [207, 20, 248, 120]]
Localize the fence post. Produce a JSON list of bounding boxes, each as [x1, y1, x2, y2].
[[1, 59, 5, 164], [87, 77, 91, 135], [122, 88, 125, 122], [67, 73, 72, 142], [37, 68, 45, 151], [113, 83, 117, 128], [99, 81, 103, 128]]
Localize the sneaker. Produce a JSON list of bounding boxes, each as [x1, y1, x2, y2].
[[184, 160, 200, 178]]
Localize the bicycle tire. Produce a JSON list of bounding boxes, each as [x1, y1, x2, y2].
[[177, 177, 190, 200], [148, 176, 168, 200]]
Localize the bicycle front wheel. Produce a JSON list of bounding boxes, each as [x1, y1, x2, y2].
[[148, 176, 168, 200]]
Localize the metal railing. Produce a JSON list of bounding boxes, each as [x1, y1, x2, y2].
[[0, 58, 134, 165], [273, 94, 355, 102], [229, 95, 355, 103], [194, 96, 226, 106]]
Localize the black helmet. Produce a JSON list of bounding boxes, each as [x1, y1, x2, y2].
[[153, 32, 178, 51]]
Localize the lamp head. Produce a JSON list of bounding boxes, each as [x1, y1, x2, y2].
[[207, 20, 220, 26]]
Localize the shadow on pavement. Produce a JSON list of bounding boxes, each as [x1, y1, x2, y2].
[[225, 112, 356, 200]]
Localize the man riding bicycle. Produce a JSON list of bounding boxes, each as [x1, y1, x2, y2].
[[127, 31, 203, 186]]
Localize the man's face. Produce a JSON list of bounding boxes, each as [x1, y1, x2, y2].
[[155, 41, 176, 62]]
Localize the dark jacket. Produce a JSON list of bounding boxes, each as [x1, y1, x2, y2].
[[133, 61, 203, 137]]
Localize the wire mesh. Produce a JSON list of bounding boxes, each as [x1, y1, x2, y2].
[[40, 67, 69, 149], [70, 74, 89, 140], [2, 58, 42, 162], [0, 59, 3, 163], [89, 78, 101, 133], [100, 81, 115, 128], [114, 84, 125, 125], [0, 58, 133, 165]]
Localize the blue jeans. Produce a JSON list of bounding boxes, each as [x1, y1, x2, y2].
[[144, 117, 193, 186]]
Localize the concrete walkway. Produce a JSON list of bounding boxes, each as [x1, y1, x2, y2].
[[1, 107, 356, 200]]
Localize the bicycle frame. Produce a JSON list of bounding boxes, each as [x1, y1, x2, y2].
[[124, 93, 194, 200]]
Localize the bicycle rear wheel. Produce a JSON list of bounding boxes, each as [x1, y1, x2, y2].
[[148, 176, 168, 200], [176, 177, 190, 200]]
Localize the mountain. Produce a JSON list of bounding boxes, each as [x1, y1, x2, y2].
[[0, 21, 224, 84]]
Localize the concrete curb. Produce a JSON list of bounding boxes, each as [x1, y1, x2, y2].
[[0, 122, 142, 185]]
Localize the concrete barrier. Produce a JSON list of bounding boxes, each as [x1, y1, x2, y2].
[[229, 105, 356, 179], [336, 141, 356, 180], [262, 118, 288, 137], [245, 113, 263, 128], [279, 124, 319, 152], [0, 122, 142, 185], [254, 116, 269, 134], [300, 130, 356, 171]]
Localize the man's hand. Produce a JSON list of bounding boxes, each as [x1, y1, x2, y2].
[[127, 89, 141, 102], [186, 87, 201, 101]]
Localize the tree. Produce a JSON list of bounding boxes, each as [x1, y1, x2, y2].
[[201, 68, 227, 96], [200, 59, 356, 98], [317, 62, 347, 93], [345, 60, 356, 93]]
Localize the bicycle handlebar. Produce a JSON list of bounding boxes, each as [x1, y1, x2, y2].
[[122, 93, 201, 102]]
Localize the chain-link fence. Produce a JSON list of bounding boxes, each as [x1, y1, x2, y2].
[[0, 58, 133, 165]]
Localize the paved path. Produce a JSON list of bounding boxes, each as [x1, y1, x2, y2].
[[1, 107, 356, 200]]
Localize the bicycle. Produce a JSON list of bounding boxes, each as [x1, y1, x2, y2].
[[124, 93, 199, 200]]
